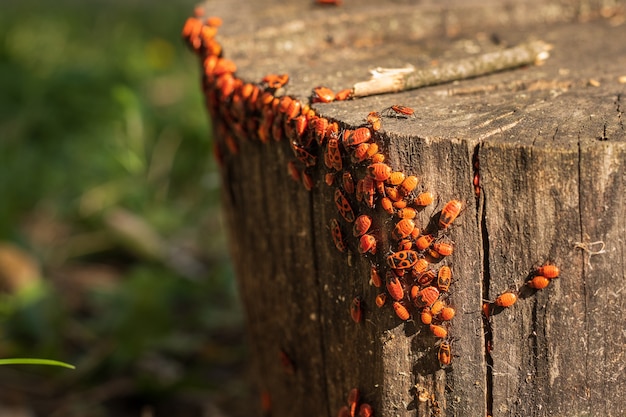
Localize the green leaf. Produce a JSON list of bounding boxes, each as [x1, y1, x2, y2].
[[0, 358, 75, 369]]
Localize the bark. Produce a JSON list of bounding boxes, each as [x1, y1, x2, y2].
[[185, 0, 626, 415]]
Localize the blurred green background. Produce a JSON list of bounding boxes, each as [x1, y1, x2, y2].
[[0, 0, 250, 416]]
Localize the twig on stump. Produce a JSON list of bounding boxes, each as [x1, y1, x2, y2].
[[352, 40, 551, 98]]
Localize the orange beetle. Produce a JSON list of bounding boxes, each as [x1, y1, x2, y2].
[[416, 234, 435, 251], [387, 250, 419, 269], [430, 324, 448, 339], [412, 258, 430, 275], [473, 173, 481, 196], [361, 176, 375, 208], [287, 161, 301, 182], [212, 58, 237, 76], [393, 301, 410, 321], [386, 274, 405, 301], [482, 302, 492, 319], [292, 115, 308, 141], [344, 127, 372, 147], [381, 197, 394, 214], [387, 104, 416, 117], [325, 172, 336, 186], [370, 153, 385, 163], [280, 96, 301, 120], [365, 142, 379, 159], [414, 191, 434, 207], [388, 171, 405, 186], [439, 199, 463, 229], [358, 403, 373, 417], [528, 276, 550, 289], [538, 264, 560, 279], [355, 179, 364, 203], [397, 207, 417, 219], [330, 218, 346, 252], [352, 143, 370, 162], [495, 291, 518, 308], [291, 142, 317, 167], [334, 88, 352, 101], [334, 189, 355, 223], [366, 111, 382, 131], [353, 214, 372, 237], [182, 16, 203, 39], [398, 175, 419, 196], [312, 117, 329, 145], [359, 234, 377, 255], [420, 307, 433, 325], [392, 218, 416, 240], [375, 293, 387, 308], [437, 266, 452, 292], [392, 199, 407, 209], [348, 388, 359, 417], [416, 269, 436, 286], [262, 73, 289, 89], [367, 163, 392, 182], [385, 186, 400, 202], [438, 341, 452, 366], [343, 172, 355, 194], [397, 239, 413, 251], [350, 297, 363, 323], [311, 86, 335, 103], [433, 242, 454, 257], [440, 306, 456, 321], [430, 300, 445, 316], [428, 248, 443, 261], [327, 137, 343, 171], [302, 170, 314, 191], [370, 266, 382, 287], [417, 286, 440, 307]]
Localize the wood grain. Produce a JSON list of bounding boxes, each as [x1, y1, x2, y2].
[[189, 0, 626, 415]]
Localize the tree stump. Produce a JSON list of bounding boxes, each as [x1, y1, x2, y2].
[[183, 1, 626, 416]]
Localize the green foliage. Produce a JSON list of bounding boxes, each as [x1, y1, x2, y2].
[[0, 0, 247, 412], [0, 0, 217, 233]]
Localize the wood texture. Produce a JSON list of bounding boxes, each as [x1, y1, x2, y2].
[[188, 0, 626, 415]]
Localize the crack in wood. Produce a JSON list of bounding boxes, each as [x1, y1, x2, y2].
[[476, 142, 494, 417]]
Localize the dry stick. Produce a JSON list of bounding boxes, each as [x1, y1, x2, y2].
[[352, 40, 551, 98]]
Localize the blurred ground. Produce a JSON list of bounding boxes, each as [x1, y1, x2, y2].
[[0, 0, 253, 416]]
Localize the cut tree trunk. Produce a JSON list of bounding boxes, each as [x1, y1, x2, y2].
[[184, 1, 626, 416]]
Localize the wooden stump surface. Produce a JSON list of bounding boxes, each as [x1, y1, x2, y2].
[[185, 0, 626, 416]]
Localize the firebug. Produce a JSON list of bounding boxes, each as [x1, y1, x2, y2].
[[393, 301, 410, 321], [495, 291, 518, 308], [528, 276, 550, 289], [353, 215, 372, 237], [359, 234, 377, 254], [430, 324, 448, 338], [392, 218, 416, 240], [439, 199, 463, 229], [437, 266, 452, 292], [330, 218, 346, 252], [438, 341, 452, 366], [386, 250, 419, 269], [334, 189, 355, 223], [538, 264, 559, 279], [386, 274, 404, 301]]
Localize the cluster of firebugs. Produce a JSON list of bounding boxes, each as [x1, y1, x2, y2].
[[183, 8, 560, 416]]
